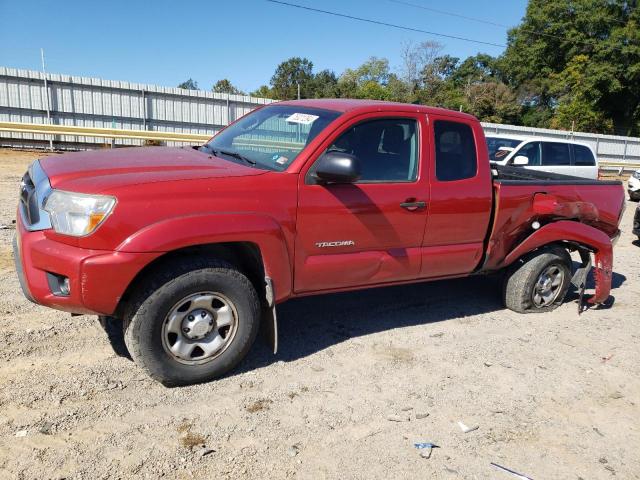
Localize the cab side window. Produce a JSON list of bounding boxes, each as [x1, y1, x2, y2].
[[326, 118, 418, 182], [542, 142, 571, 166], [434, 121, 477, 181], [573, 144, 596, 166], [516, 142, 541, 166]]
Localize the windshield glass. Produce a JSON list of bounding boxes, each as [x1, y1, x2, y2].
[[205, 105, 341, 171], [486, 137, 523, 161]]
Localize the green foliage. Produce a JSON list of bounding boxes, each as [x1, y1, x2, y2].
[[270, 57, 314, 100], [177, 78, 199, 90], [218, 0, 640, 134], [212, 79, 244, 95], [502, 0, 640, 134], [250, 85, 273, 98], [310, 70, 339, 98]]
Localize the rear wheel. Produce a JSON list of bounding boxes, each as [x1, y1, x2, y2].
[[503, 247, 572, 313], [123, 259, 260, 386]]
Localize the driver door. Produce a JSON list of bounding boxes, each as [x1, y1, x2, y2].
[[294, 112, 430, 293]]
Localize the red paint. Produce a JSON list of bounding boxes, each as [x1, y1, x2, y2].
[[15, 99, 624, 315]]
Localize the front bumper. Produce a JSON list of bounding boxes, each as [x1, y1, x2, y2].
[[13, 215, 160, 315], [629, 176, 640, 198]]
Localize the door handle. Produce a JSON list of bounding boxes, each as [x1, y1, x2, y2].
[[400, 200, 427, 211]]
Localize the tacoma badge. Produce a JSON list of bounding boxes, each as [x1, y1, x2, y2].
[[315, 240, 355, 248]]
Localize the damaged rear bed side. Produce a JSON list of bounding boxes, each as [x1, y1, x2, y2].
[[482, 166, 624, 306]]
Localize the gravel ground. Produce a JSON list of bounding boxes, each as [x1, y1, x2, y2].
[[0, 148, 638, 480]]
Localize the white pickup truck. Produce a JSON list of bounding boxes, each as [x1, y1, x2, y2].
[[487, 135, 599, 179]]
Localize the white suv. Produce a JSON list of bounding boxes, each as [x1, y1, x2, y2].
[[628, 169, 640, 201], [487, 136, 599, 179]]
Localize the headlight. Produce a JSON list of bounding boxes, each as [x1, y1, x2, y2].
[[44, 190, 116, 236]]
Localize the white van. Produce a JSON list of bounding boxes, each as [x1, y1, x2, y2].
[[486, 135, 599, 179]]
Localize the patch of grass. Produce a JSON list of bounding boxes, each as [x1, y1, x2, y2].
[[180, 432, 206, 449], [245, 399, 272, 413], [176, 420, 193, 434]]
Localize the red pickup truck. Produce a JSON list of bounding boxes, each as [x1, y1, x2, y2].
[[14, 99, 625, 386]]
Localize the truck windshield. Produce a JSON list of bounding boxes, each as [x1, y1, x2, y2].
[[204, 105, 341, 171], [486, 137, 523, 161]]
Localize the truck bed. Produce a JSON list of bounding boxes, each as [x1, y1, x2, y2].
[[492, 164, 621, 185], [482, 165, 624, 271]]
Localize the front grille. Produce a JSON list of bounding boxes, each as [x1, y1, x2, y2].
[[19, 170, 39, 226]]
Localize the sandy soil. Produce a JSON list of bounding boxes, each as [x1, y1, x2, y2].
[[0, 149, 638, 480]]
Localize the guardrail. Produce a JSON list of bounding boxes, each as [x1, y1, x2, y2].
[[0, 121, 210, 144], [1, 121, 639, 172]]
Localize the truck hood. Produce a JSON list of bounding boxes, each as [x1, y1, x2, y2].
[[40, 146, 266, 193]]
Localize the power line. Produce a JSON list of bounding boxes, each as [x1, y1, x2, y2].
[[265, 0, 506, 48], [388, 0, 636, 51], [387, 0, 509, 28]]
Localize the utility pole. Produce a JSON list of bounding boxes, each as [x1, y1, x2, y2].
[[40, 48, 54, 151]]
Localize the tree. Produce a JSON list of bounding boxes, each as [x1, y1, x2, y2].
[[250, 85, 273, 98], [338, 57, 399, 99], [400, 41, 443, 93], [450, 54, 501, 87], [341, 57, 391, 87], [501, 0, 640, 134], [465, 82, 522, 124], [212, 79, 244, 95], [177, 78, 199, 90], [548, 55, 614, 132], [270, 57, 314, 100], [310, 69, 339, 98]]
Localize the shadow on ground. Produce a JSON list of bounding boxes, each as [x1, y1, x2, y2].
[[101, 267, 627, 377]]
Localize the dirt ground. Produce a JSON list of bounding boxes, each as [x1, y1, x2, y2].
[[0, 148, 638, 480]]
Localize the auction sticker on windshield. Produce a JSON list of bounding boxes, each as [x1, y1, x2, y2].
[[286, 113, 319, 125]]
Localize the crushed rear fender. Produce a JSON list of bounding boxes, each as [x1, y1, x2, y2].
[[502, 220, 614, 305]]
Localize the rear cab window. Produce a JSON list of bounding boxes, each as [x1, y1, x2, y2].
[[573, 144, 596, 166], [434, 121, 477, 181]]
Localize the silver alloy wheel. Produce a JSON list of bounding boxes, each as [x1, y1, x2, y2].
[[161, 292, 238, 365], [532, 265, 565, 308]]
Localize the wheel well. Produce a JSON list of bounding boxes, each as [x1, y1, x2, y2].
[[114, 242, 265, 318], [507, 241, 581, 269]]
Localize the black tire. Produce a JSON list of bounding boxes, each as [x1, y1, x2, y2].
[[503, 247, 572, 314], [98, 315, 131, 359], [123, 258, 260, 386]]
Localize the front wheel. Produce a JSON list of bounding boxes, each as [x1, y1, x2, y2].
[[503, 247, 572, 313], [123, 259, 260, 386]]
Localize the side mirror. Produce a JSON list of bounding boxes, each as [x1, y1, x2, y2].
[[513, 155, 529, 166], [313, 152, 361, 184]]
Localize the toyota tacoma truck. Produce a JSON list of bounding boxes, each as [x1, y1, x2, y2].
[[14, 99, 625, 386]]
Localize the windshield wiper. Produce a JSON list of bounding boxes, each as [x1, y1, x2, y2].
[[209, 147, 256, 166]]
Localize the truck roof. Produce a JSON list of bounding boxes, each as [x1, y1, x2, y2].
[[275, 98, 478, 121]]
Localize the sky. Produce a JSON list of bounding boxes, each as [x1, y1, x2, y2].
[[0, 0, 528, 93]]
